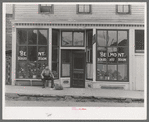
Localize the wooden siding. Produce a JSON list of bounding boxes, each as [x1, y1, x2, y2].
[[14, 4, 145, 23], [135, 55, 144, 90]]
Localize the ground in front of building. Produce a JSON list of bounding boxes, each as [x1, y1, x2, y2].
[[5, 100, 144, 107]]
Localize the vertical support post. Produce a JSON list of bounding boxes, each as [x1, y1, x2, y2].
[[93, 28, 96, 82], [11, 25, 16, 85], [129, 29, 135, 90], [49, 28, 52, 70]]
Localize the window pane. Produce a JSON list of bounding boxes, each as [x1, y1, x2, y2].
[[52, 63, 58, 78], [118, 5, 123, 12], [97, 47, 107, 63], [124, 5, 129, 13], [18, 46, 27, 61], [108, 65, 117, 80], [62, 32, 72, 46], [28, 30, 37, 45], [118, 31, 128, 46], [135, 30, 144, 51], [107, 47, 117, 63], [52, 48, 58, 62], [17, 61, 28, 78], [73, 32, 84, 46], [28, 46, 37, 61], [41, 6, 52, 12], [38, 30, 47, 45], [17, 29, 27, 45], [27, 62, 37, 78], [62, 64, 70, 76], [62, 50, 70, 63], [97, 64, 107, 80], [38, 46, 48, 61], [118, 47, 127, 63], [85, 5, 90, 12], [79, 5, 84, 12], [107, 31, 117, 46], [118, 64, 127, 81], [97, 31, 107, 46]]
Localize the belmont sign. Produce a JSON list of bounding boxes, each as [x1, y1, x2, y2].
[[18, 50, 27, 60], [18, 50, 47, 60], [38, 52, 47, 60], [97, 51, 127, 62]]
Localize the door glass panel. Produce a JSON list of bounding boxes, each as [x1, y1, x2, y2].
[[73, 32, 84, 46], [28, 30, 37, 45], [38, 30, 47, 45], [62, 64, 70, 76], [62, 32, 72, 46]]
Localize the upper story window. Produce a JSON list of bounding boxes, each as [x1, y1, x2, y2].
[[135, 30, 144, 53], [39, 4, 54, 14], [77, 4, 92, 14], [116, 5, 131, 14]]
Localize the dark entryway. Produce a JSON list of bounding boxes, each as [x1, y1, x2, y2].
[[70, 51, 85, 88]]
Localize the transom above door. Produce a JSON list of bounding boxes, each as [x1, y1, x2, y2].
[[61, 30, 85, 47]]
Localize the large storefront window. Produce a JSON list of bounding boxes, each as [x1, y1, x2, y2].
[[16, 29, 48, 79], [96, 30, 128, 82]]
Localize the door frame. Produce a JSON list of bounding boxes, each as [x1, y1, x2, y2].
[[70, 50, 85, 88]]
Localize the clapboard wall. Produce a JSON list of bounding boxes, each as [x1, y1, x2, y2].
[[14, 4, 145, 23]]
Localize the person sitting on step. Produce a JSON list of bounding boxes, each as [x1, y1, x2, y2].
[[41, 66, 54, 89]]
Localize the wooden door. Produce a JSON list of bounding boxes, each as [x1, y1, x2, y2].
[[71, 51, 85, 88]]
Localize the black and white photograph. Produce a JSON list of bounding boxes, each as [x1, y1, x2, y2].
[[2, 2, 147, 120]]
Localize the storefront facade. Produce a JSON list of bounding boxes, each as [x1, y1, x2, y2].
[[10, 3, 145, 91]]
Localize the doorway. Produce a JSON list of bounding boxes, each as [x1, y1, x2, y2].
[[71, 51, 85, 88], [61, 50, 85, 88]]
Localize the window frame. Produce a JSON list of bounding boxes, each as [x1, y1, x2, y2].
[[116, 5, 131, 14], [16, 28, 49, 79], [61, 49, 71, 77], [61, 30, 85, 47], [38, 4, 54, 14], [76, 4, 92, 14], [135, 30, 144, 53], [96, 29, 129, 82]]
